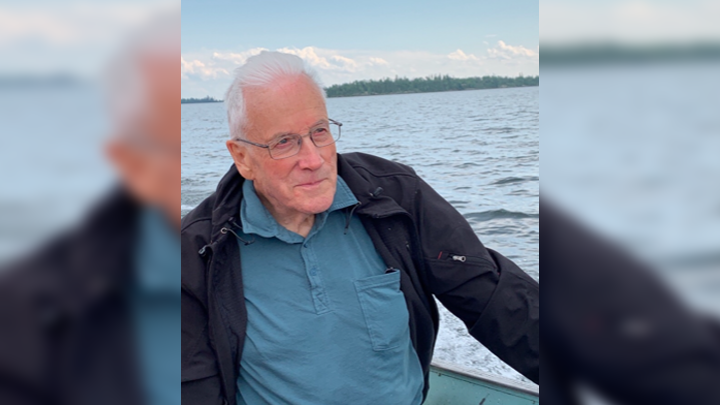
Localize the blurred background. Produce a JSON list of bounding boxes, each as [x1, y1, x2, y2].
[[0, 2, 180, 405], [0, 0, 176, 264], [542, 0, 720, 315], [541, 0, 720, 404]]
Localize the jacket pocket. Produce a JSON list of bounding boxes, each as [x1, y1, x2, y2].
[[353, 268, 409, 351]]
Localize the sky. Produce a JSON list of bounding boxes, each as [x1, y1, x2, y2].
[[181, 0, 539, 99], [3, 1, 718, 97], [0, 1, 175, 77]]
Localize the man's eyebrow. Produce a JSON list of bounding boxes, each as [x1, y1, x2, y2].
[[270, 119, 327, 139]]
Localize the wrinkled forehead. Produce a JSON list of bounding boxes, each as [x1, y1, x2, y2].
[[243, 75, 328, 139]]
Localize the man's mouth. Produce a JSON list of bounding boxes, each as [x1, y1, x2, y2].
[[296, 179, 324, 188]]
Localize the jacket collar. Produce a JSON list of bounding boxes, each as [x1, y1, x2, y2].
[[209, 154, 409, 240], [239, 176, 358, 241], [336, 153, 409, 218]]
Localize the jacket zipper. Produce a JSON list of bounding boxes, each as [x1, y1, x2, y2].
[[437, 250, 490, 265], [364, 198, 482, 266], [199, 222, 237, 405]]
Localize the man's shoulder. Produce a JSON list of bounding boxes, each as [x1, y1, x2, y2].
[[181, 193, 216, 236], [340, 152, 419, 180], [180, 194, 216, 295], [339, 152, 422, 212]]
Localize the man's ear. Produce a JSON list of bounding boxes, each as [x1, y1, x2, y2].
[[226, 140, 254, 180]]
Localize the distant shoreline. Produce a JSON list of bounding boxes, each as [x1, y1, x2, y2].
[[182, 76, 538, 104], [181, 96, 222, 104], [324, 84, 538, 99], [324, 74, 538, 98]]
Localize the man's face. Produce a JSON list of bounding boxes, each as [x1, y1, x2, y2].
[[227, 75, 337, 218]]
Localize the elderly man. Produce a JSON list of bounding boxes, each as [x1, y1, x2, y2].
[[181, 51, 538, 405]]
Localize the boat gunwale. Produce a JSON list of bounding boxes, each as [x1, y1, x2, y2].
[[430, 359, 539, 397]]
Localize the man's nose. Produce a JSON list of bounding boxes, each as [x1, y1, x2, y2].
[[296, 135, 324, 170]]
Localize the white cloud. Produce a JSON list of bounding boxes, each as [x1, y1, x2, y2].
[[487, 41, 539, 60], [181, 57, 229, 80], [211, 47, 267, 64], [273, 46, 365, 72], [276, 46, 334, 69], [181, 48, 268, 80], [330, 54, 358, 70], [181, 44, 539, 98], [447, 49, 479, 61]]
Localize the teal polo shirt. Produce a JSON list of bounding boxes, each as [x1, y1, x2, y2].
[[236, 176, 424, 405]]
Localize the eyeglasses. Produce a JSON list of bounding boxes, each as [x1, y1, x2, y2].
[[234, 119, 342, 160]]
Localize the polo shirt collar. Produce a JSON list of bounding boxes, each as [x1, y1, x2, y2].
[[240, 176, 358, 242]]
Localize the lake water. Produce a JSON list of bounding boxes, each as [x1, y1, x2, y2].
[[181, 86, 539, 383]]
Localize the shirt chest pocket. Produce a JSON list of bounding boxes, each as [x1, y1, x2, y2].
[[353, 269, 410, 351]]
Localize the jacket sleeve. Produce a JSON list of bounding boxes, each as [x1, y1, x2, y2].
[[413, 176, 539, 384], [181, 288, 224, 405], [181, 227, 224, 405]]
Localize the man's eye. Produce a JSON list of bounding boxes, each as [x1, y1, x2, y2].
[[273, 136, 295, 150], [313, 128, 330, 139]]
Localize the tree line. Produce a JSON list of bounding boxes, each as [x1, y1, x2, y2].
[[181, 96, 221, 104], [324, 74, 539, 98], [181, 74, 539, 103]]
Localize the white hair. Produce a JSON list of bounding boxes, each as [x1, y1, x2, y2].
[[224, 51, 326, 140]]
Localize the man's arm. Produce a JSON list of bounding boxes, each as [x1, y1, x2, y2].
[[181, 287, 224, 405], [413, 176, 539, 383], [181, 221, 224, 405]]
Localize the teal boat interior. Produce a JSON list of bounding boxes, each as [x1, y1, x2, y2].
[[424, 360, 539, 405]]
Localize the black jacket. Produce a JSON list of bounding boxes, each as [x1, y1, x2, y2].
[[181, 153, 539, 405], [0, 188, 146, 405]]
